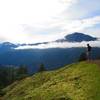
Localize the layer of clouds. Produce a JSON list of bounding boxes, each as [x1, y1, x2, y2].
[[15, 40, 100, 49], [62, 16, 100, 36]]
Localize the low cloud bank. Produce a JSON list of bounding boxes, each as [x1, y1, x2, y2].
[[15, 40, 100, 50]]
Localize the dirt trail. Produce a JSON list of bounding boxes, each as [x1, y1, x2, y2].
[[0, 97, 3, 100], [87, 60, 100, 67]]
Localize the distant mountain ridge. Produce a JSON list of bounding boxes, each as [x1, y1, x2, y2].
[[0, 32, 98, 52], [0, 32, 99, 73], [0, 47, 100, 73], [56, 32, 97, 42], [0, 42, 18, 53]]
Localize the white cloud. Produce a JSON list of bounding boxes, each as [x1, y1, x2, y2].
[[0, 0, 79, 43], [15, 40, 100, 49], [0, 0, 100, 44], [62, 16, 100, 34], [1, 15, 100, 43], [19, 15, 100, 43]]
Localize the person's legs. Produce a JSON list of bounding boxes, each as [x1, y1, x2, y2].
[[87, 51, 90, 61], [87, 51, 91, 61]]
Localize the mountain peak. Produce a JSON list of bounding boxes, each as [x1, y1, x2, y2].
[[56, 32, 97, 43], [64, 32, 97, 42]]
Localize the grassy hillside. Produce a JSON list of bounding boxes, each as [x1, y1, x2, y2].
[[2, 61, 100, 100]]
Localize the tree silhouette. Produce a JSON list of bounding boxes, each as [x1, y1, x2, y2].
[[17, 65, 28, 79], [38, 63, 46, 72]]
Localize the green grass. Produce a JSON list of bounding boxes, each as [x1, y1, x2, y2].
[[2, 62, 100, 100]]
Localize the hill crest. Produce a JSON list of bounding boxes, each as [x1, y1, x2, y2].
[[2, 61, 100, 100]]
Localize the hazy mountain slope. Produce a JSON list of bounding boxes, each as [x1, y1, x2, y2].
[[0, 32, 98, 53], [2, 61, 100, 100], [0, 48, 100, 73], [65, 32, 97, 42], [56, 32, 97, 42]]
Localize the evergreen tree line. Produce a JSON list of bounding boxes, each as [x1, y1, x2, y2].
[[0, 64, 46, 90], [0, 65, 28, 90]]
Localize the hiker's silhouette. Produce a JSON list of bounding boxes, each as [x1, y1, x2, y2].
[[86, 44, 92, 61]]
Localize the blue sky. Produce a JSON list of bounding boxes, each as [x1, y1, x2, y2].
[[0, 0, 100, 43]]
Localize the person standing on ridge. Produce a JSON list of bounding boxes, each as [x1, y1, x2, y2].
[[87, 44, 92, 61]]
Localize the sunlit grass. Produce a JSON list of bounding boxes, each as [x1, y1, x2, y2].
[[3, 62, 100, 100]]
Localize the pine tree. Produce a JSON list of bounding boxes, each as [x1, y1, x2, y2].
[[38, 63, 46, 72], [17, 65, 28, 79]]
